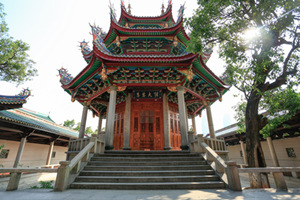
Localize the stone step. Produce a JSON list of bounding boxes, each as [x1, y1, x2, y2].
[[70, 181, 226, 190], [87, 160, 207, 166], [83, 165, 211, 171], [94, 153, 200, 158], [91, 157, 204, 162], [80, 169, 216, 176], [103, 150, 190, 155], [75, 175, 220, 183]]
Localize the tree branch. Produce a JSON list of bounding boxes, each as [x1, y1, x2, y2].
[[264, 62, 298, 92]]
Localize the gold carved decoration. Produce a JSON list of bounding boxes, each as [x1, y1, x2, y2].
[[100, 67, 107, 81], [117, 86, 127, 92], [173, 36, 178, 47], [167, 86, 177, 92], [87, 100, 91, 106], [187, 67, 195, 82], [116, 36, 121, 47]]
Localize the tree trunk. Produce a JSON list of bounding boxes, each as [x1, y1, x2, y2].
[[245, 91, 269, 188]]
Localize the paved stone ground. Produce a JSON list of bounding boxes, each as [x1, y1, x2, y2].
[[2, 172, 299, 190], [0, 188, 300, 200], [0, 172, 299, 199]]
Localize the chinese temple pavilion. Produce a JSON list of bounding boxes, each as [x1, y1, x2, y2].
[[59, 1, 229, 151]]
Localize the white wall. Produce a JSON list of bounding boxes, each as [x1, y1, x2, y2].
[[0, 139, 67, 167]]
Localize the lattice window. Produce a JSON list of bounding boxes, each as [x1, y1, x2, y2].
[[286, 148, 296, 157], [51, 151, 56, 158], [0, 149, 9, 159]]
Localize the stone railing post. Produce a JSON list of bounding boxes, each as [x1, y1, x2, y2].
[[197, 134, 205, 153], [90, 134, 98, 153], [273, 172, 287, 191], [6, 172, 22, 191], [188, 131, 195, 152], [193, 141, 199, 153], [225, 161, 242, 191], [54, 161, 71, 192]]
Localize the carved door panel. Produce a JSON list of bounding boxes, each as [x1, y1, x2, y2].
[[131, 110, 140, 150], [113, 104, 125, 150], [130, 101, 164, 150], [140, 110, 154, 150], [169, 104, 181, 150]]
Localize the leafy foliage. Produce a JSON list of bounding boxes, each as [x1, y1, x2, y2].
[[63, 119, 75, 129], [62, 119, 97, 135], [0, 3, 37, 84], [260, 88, 300, 137], [186, 0, 299, 135], [30, 181, 54, 189]]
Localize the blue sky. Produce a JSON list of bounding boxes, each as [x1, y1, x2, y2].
[[0, 0, 238, 134]]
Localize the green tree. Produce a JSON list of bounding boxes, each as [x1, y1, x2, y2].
[[187, 0, 299, 188], [63, 119, 97, 135], [0, 3, 37, 84], [85, 126, 97, 135], [63, 119, 75, 129]]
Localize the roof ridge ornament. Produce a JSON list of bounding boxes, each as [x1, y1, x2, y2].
[[109, 1, 118, 22], [177, 3, 185, 23], [128, 2, 131, 14], [121, 0, 126, 10], [58, 68, 73, 85], [79, 40, 91, 56], [18, 88, 31, 97]]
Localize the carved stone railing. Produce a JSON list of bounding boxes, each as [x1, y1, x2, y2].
[[0, 168, 58, 191], [190, 134, 241, 191], [68, 138, 91, 151], [67, 135, 105, 160], [239, 167, 300, 190], [190, 134, 300, 191], [54, 136, 105, 191]]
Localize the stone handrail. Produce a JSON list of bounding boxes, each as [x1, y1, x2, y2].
[[68, 138, 91, 151], [239, 167, 300, 190], [0, 168, 58, 173], [190, 134, 300, 191], [54, 136, 104, 191], [239, 167, 300, 173], [202, 137, 227, 151], [1, 168, 58, 191], [190, 134, 241, 191]]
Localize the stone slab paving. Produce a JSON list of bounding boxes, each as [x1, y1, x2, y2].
[[0, 188, 300, 200]]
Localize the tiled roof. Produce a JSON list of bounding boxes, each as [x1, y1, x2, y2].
[[0, 108, 78, 139], [0, 95, 28, 105], [215, 124, 238, 138]]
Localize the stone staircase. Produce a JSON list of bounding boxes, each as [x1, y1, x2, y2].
[[70, 151, 226, 190]]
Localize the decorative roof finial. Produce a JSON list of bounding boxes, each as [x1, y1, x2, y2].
[[177, 3, 185, 22], [161, 3, 165, 14], [121, 0, 126, 10], [58, 68, 73, 85], [79, 40, 91, 56], [128, 3, 131, 14]]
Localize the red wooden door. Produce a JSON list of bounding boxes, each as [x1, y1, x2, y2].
[[130, 101, 164, 150]]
